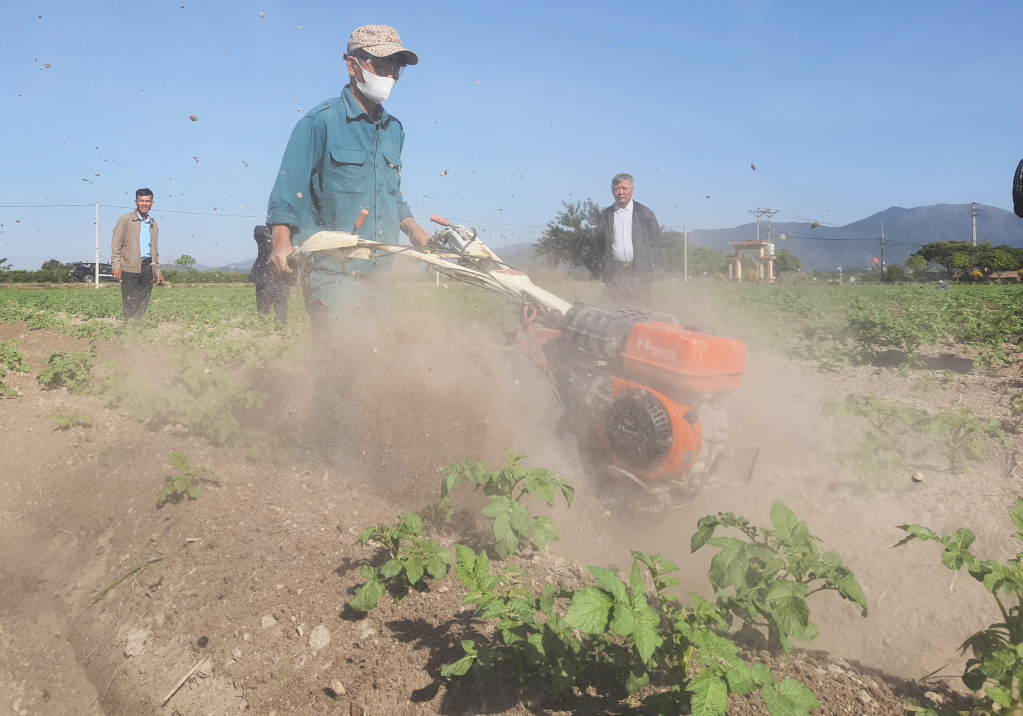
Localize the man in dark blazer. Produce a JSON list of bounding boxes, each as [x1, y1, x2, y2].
[[595, 173, 661, 306]]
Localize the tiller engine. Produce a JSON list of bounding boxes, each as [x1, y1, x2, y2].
[[289, 217, 753, 510]]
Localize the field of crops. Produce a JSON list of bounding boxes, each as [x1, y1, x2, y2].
[[3, 279, 1023, 716]]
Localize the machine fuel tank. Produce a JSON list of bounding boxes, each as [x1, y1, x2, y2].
[[621, 322, 746, 393]]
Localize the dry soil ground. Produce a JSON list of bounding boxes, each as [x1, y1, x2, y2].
[[1, 286, 1015, 715]]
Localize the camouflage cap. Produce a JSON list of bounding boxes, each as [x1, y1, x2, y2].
[[346, 25, 418, 66]]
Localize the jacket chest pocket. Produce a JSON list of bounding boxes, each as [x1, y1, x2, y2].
[[382, 152, 401, 197], [328, 147, 369, 195]]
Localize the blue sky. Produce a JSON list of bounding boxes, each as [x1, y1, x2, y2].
[[1, 0, 1021, 269]]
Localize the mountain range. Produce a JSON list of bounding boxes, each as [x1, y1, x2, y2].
[[685, 203, 1023, 271]]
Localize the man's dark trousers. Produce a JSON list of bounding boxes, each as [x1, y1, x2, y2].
[[606, 261, 652, 307], [255, 278, 291, 325], [121, 260, 154, 322]]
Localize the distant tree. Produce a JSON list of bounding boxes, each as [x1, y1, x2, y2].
[[41, 259, 64, 271], [773, 249, 802, 273], [174, 254, 198, 271], [915, 241, 977, 276], [978, 247, 1021, 275], [905, 254, 928, 275], [883, 265, 906, 282], [535, 199, 603, 279], [0, 258, 9, 273], [949, 252, 975, 274], [660, 232, 725, 277]]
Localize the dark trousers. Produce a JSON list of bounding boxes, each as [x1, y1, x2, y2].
[[605, 261, 652, 307], [255, 279, 291, 325], [121, 262, 154, 322]]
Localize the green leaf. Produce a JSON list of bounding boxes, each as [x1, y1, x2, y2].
[[454, 545, 476, 586], [608, 603, 637, 638], [750, 662, 774, 686], [530, 516, 560, 549], [551, 655, 579, 693], [629, 561, 646, 606], [495, 527, 520, 560], [589, 566, 628, 603], [760, 679, 821, 716], [399, 512, 424, 537], [185, 484, 203, 499], [632, 599, 663, 663], [380, 559, 402, 579], [525, 468, 556, 504], [507, 500, 532, 535], [766, 582, 818, 644], [405, 558, 425, 586], [426, 554, 449, 580], [625, 664, 650, 694], [986, 685, 1013, 708], [723, 663, 754, 695], [691, 515, 721, 552], [441, 469, 463, 499], [440, 653, 475, 677], [687, 669, 729, 716], [1006, 497, 1023, 535], [169, 451, 189, 470], [349, 578, 385, 611], [770, 501, 799, 540], [564, 587, 614, 634], [706, 537, 750, 591], [559, 482, 576, 508]]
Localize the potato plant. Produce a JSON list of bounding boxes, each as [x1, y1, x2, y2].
[[919, 405, 1008, 474], [37, 347, 96, 394], [823, 394, 925, 485], [825, 394, 1009, 479], [156, 451, 209, 506], [349, 512, 452, 611], [441, 452, 574, 559], [692, 501, 868, 656], [0, 339, 30, 396], [46, 411, 93, 430], [897, 499, 1023, 714], [444, 547, 820, 716]]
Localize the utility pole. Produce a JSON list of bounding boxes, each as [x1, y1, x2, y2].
[[83, 178, 99, 287], [683, 222, 688, 285], [880, 221, 885, 273], [748, 208, 779, 242], [972, 202, 977, 246]]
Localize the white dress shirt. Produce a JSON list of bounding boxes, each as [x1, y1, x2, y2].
[[611, 200, 634, 262]]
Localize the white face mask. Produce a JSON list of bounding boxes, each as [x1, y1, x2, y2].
[[355, 59, 395, 104]]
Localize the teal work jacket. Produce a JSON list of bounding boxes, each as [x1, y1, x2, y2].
[[266, 87, 412, 253]]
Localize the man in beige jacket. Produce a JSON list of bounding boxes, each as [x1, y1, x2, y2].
[[111, 188, 166, 321]]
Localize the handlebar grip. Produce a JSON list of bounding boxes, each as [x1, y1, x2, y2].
[[430, 214, 451, 227], [353, 208, 369, 231]]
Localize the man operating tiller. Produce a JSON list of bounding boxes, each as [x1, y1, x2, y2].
[[265, 24, 433, 332]]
